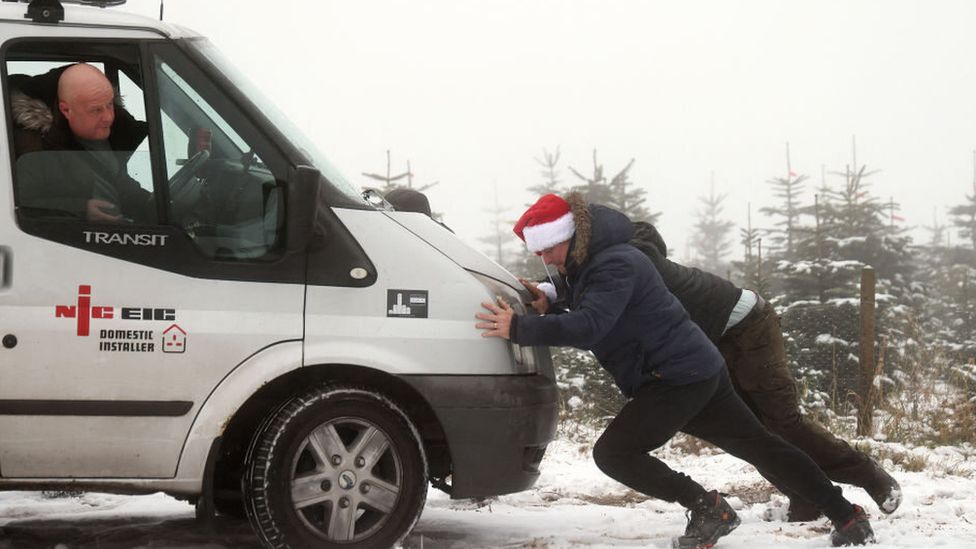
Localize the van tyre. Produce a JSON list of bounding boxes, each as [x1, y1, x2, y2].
[[243, 386, 428, 549]]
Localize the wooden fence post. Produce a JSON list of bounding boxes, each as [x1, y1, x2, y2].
[[857, 267, 876, 436]]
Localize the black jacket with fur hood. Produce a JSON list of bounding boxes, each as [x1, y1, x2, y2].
[[510, 195, 724, 397]]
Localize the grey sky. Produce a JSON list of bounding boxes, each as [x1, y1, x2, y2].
[[120, 0, 976, 261]]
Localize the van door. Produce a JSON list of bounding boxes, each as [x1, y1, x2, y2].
[[0, 37, 304, 478]]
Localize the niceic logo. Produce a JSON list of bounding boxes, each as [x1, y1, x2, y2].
[[55, 285, 175, 336]]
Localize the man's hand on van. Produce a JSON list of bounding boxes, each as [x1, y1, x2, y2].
[[476, 297, 513, 339], [86, 198, 123, 222], [518, 278, 550, 314]]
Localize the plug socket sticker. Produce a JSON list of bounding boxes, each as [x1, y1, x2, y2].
[[387, 290, 428, 318]]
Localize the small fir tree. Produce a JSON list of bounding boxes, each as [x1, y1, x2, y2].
[[689, 176, 735, 274]]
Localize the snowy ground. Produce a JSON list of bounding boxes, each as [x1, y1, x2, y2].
[[1, 437, 974, 548]]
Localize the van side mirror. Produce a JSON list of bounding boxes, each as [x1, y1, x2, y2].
[[287, 165, 320, 253]]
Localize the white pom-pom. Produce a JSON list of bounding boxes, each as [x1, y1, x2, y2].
[[538, 282, 558, 302]]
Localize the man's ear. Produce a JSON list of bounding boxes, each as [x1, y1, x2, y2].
[[58, 100, 70, 119]]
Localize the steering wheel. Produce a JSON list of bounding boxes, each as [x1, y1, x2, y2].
[[169, 149, 210, 197]]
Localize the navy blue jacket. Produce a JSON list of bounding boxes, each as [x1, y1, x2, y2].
[[510, 200, 724, 397]]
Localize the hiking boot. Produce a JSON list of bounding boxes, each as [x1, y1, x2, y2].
[[787, 497, 823, 522], [672, 491, 741, 549], [830, 504, 876, 546], [865, 461, 901, 514]]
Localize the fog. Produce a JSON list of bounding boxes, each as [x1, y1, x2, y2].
[[118, 0, 976, 261]]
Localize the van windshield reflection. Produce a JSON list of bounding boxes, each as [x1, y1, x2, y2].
[[182, 37, 366, 206]]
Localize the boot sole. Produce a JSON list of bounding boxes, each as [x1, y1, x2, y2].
[[671, 515, 742, 549]]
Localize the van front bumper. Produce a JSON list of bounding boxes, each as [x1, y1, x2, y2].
[[403, 373, 559, 498]]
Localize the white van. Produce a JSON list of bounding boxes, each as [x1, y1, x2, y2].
[[0, 1, 559, 547]]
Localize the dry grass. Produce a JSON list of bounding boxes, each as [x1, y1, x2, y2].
[[723, 482, 778, 504], [806, 324, 976, 450]]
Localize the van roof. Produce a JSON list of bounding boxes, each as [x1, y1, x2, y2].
[[0, 2, 194, 40]]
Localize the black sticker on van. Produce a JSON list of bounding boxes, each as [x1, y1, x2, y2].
[[387, 290, 428, 318]]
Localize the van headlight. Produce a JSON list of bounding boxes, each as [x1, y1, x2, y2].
[[470, 272, 537, 374]]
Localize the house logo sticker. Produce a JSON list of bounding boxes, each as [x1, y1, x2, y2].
[[387, 290, 428, 318], [162, 324, 187, 353]]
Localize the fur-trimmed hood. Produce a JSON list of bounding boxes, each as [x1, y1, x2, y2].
[[11, 87, 128, 136], [9, 66, 146, 157], [11, 90, 54, 134], [564, 192, 634, 273], [565, 192, 591, 267]]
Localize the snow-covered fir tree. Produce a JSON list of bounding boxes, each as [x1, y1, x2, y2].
[[773, 161, 916, 414], [760, 143, 808, 258]]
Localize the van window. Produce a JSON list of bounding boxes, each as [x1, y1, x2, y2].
[[5, 41, 290, 262], [7, 53, 157, 223]]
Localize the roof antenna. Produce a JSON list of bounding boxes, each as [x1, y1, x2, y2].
[[159, 0, 163, 21]]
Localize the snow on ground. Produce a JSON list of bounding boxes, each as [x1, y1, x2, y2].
[[411, 438, 976, 548], [1, 437, 974, 548]]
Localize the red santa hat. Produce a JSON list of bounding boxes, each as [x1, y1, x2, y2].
[[513, 194, 576, 253]]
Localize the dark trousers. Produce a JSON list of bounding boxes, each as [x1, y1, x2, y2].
[[718, 302, 880, 497], [592, 368, 854, 523]]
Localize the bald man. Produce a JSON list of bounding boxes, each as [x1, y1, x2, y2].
[[15, 63, 151, 222], [58, 63, 116, 143]]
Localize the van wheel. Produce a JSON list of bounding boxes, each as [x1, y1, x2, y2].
[[243, 386, 427, 549]]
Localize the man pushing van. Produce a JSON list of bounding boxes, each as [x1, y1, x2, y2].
[[476, 193, 876, 548]]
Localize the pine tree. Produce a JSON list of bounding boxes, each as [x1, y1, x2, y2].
[[816, 165, 914, 295], [777, 163, 910, 302], [478, 181, 530, 277], [779, 192, 832, 304], [528, 147, 564, 198], [362, 151, 439, 194], [776, 175, 866, 415], [776, 146, 917, 412], [923, 208, 947, 250], [949, 151, 976, 250], [761, 143, 808, 257], [568, 149, 614, 206], [916, 211, 976, 354], [605, 158, 660, 224], [923, 179, 976, 356], [733, 204, 771, 295], [568, 149, 660, 223], [690, 176, 735, 274], [950, 198, 976, 250]]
